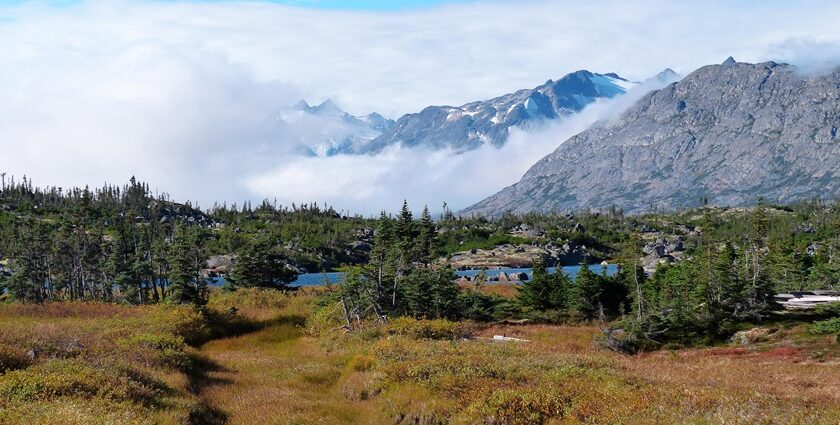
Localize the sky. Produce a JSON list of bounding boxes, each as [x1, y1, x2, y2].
[[1, 0, 840, 215]]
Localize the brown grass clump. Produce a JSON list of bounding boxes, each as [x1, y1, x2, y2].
[[3, 292, 840, 424], [385, 317, 472, 340], [0, 302, 223, 424]]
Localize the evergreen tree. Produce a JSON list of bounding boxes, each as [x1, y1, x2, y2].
[[415, 206, 436, 265], [230, 236, 297, 289], [367, 211, 394, 307], [166, 226, 205, 305], [517, 257, 570, 312], [572, 263, 603, 320], [429, 266, 461, 319]]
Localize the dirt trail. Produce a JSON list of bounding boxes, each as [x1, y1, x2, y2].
[[194, 315, 378, 425]]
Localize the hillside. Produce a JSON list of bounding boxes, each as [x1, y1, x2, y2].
[[361, 70, 638, 153], [463, 59, 840, 216]]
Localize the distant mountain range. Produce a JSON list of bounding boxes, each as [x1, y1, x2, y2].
[[360, 70, 650, 153], [463, 58, 840, 216], [286, 69, 678, 156], [276, 99, 395, 157]]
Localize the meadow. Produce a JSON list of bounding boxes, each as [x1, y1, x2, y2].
[[2, 288, 838, 425]]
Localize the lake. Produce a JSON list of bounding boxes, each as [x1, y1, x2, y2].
[[230, 263, 618, 287]]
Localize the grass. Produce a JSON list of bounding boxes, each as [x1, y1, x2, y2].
[[1, 290, 839, 424], [0, 301, 221, 424]]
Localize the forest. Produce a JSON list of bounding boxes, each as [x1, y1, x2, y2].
[[1, 177, 839, 424]]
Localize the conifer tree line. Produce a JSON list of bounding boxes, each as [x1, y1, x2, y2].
[[0, 176, 318, 304], [337, 201, 464, 324], [2, 174, 840, 347], [514, 201, 840, 349], [0, 177, 214, 304]]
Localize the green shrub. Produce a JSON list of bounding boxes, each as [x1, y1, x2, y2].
[[208, 287, 291, 310], [814, 302, 840, 317], [466, 385, 570, 425], [385, 317, 470, 340], [305, 302, 346, 337], [347, 354, 376, 372], [117, 333, 190, 370], [808, 317, 840, 336], [0, 360, 156, 404]]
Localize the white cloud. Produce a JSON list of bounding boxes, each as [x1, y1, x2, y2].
[[1, 0, 840, 213], [246, 77, 677, 215]]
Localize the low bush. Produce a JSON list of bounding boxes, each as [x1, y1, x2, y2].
[[117, 333, 191, 370], [347, 353, 376, 372], [305, 302, 346, 336], [0, 345, 30, 373], [466, 385, 571, 425], [809, 317, 840, 336], [0, 360, 158, 405], [207, 287, 290, 311], [385, 317, 470, 340], [814, 302, 840, 317]]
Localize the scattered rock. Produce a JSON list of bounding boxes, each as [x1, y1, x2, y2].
[[730, 327, 772, 345]]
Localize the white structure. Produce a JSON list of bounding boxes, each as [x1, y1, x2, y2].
[[775, 291, 840, 309]]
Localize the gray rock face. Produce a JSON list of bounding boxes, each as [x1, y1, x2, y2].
[[463, 60, 840, 216], [361, 70, 634, 153]]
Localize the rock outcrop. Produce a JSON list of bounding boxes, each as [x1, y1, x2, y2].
[[463, 60, 840, 216], [361, 70, 636, 153]]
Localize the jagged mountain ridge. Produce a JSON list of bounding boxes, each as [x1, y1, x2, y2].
[[360, 70, 637, 153], [463, 59, 840, 216], [277, 100, 395, 157]]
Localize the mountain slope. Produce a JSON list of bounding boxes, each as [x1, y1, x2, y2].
[[361, 70, 636, 153], [276, 100, 395, 157], [463, 59, 840, 216]]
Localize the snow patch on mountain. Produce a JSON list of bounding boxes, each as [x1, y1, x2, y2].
[[273, 100, 394, 157]]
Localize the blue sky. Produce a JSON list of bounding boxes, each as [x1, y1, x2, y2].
[[264, 0, 466, 10], [0, 0, 465, 10]]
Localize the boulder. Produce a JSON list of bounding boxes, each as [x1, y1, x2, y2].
[[654, 245, 667, 257], [730, 327, 772, 345]]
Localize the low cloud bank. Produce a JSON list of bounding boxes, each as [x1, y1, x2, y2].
[[246, 77, 675, 215], [3, 1, 840, 214]]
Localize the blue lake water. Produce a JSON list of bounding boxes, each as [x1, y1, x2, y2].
[[210, 264, 618, 287]]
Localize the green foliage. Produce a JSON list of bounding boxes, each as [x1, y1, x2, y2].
[[116, 333, 191, 369], [229, 236, 297, 289], [384, 317, 469, 340], [808, 317, 840, 336], [814, 302, 840, 316], [517, 257, 571, 312], [571, 263, 604, 320], [166, 225, 208, 305]]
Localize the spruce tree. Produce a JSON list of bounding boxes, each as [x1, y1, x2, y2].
[[517, 257, 570, 312], [230, 236, 297, 289], [416, 206, 436, 265], [572, 263, 603, 320], [166, 226, 204, 305]]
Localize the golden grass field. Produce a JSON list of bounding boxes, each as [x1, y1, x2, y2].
[[1, 288, 839, 424]]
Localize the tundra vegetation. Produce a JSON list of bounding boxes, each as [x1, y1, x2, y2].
[[0, 177, 839, 424]]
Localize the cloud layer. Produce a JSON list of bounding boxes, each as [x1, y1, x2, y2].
[[2, 0, 840, 214]]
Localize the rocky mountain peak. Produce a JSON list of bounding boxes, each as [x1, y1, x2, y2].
[[359, 69, 638, 154], [462, 60, 840, 216]]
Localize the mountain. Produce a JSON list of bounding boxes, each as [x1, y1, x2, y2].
[[463, 59, 840, 216], [360, 70, 637, 154], [276, 100, 395, 157]]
